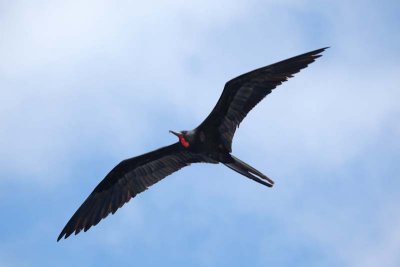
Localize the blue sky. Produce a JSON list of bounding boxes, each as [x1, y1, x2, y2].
[[1, 0, 399, 266]]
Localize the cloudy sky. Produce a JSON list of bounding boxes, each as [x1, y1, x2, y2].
[[1, 0, 399, 266]]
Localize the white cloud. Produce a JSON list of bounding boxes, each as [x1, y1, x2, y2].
[[0, 0, 251, 185]]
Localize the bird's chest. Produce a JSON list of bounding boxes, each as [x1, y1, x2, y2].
[[189, 130, 228, 158]]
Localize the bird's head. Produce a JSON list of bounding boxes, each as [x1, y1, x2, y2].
[[169, 130, 190, 148]]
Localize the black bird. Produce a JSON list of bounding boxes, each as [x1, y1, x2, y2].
[[57, 47, 327, 241]]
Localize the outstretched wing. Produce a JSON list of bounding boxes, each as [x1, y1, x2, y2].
[[198, 47, 328, 151], [58, 143, 210, 241]]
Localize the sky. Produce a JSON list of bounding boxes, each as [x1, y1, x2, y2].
[[0, 0, 399, 266]]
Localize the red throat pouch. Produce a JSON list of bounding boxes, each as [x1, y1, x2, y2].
[[179, 136, 190, 148]]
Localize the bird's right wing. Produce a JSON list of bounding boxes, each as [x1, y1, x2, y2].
[[58, 142, 211, 241], [198, 47, 328, 151]]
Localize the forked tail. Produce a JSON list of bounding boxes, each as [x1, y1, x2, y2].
[[224, 155, 274, 187]]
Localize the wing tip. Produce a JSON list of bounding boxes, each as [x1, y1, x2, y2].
[[57, 223, 79, 242], [56, 235, 63, 242], [57, 231, 66, 242], [309, 46, 330, 57]]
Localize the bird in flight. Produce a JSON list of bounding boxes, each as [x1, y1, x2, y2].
[[58, 47, 328, 241]]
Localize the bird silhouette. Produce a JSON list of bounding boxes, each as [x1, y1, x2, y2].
[[57, 47, 328, 241]]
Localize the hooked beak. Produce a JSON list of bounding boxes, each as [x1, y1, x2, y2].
[[169, 130, 181, 137]]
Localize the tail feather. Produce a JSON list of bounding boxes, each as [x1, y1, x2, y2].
[[224, 155, 274, 187]]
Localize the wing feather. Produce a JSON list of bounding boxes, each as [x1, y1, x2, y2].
[[58, 143, 211, 241], [198, 47, 328, 151]]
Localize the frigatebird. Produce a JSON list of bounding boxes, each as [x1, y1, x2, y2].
[[57, 47, 327, 241]]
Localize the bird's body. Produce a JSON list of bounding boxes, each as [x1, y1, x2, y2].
[[58, 47, 328, 241]]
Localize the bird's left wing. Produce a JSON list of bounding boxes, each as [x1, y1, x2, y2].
[[58, 142, 210, 241], [198, 47, 328, 151]]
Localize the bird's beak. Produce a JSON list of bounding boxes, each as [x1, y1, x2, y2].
[[169, 130, 181, 137]]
